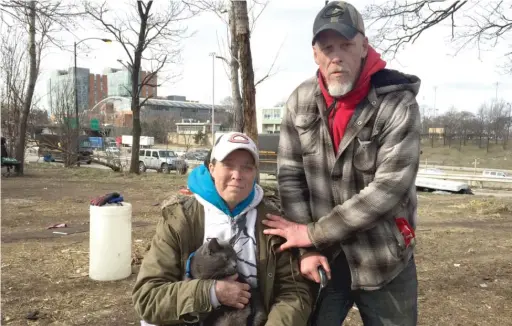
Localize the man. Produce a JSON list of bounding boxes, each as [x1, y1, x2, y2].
[[262, 1, 421, 325], [133, 132, 312, 326]]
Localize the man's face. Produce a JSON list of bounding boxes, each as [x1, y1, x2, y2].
[[313, 30, 368, 97], [209, 149, 257, 210]]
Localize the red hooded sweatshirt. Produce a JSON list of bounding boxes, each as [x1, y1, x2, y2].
[[318, 46, 387, 154]]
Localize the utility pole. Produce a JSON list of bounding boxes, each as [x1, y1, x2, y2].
[[209, 52, 216, 144], [74, 41, 79, 165], [433, 86, 438, 118]]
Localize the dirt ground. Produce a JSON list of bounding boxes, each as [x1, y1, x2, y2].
[[2, 165, 512, 325]]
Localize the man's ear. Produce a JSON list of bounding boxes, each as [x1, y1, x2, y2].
[[361, 36, 369, 58], [313, 44, 320, 66], [208, 162, 215, 175]]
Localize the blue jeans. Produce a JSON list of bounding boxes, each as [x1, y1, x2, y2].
[[312, 254, 418, 326]]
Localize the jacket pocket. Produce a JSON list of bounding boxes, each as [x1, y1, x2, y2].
[[295, 113, 322, 156], [353, 127, 377, 173], [385, 218, 406, 259]]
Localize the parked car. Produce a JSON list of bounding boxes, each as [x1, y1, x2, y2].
[[482, 170, 510, 178], [419, 168, 444, 175], [106, 147, 120, 155], [183, 151, 208, 161], [138, 149, 187, 174]]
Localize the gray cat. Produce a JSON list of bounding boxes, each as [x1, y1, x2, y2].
[[188, 238, 267, 326]]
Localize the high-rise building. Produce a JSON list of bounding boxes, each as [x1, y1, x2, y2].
[[140, 70, 157, 98], [104, 68, 130, 97], [88, 74, 108, 110], [104, 67, 157, 98], [47, 66, 158, 115], [47, 67, 90, 114]]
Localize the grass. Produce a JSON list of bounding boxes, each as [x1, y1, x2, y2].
[[420, 142, 512, 170], [2, 166, 512, 325]]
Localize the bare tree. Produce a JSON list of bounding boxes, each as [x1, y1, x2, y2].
[[233, 1, 258, 143], [477, 104, 488, 148], [363, 0, 512, 69], [182, 133, 196, 151], [0, 0, 83, 174], [458, 111, 475, 146], [488, 99, 508, 144], [220, 96, 234, 110], [443, 106, 459, 147], [185, 0, 282, 134], [0, 23, 27, 157], [504, 104, 512, 149], [47, 79, 77, 166], [85, 0, 192, 173]]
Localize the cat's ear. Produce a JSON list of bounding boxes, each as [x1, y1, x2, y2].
[[207, 238, 222, 254]]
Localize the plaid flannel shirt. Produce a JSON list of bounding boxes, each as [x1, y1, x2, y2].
[[277, 69, 421, 290]]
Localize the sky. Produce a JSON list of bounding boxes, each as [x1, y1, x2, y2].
[[34, 0, 512, 115]]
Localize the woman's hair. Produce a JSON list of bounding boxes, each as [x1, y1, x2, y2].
[[203, 149, 212, 167], [204, 135, 225, 167]]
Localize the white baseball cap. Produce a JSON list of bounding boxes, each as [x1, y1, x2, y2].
[[211, 132, 259, 166]]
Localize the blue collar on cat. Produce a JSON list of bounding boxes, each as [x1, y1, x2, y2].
[[185, 251, 195, 279]]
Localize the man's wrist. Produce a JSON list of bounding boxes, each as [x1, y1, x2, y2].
[[209, 280, 221, 309], [298, 247, 316, 257]]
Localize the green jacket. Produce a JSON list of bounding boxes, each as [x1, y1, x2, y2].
[[132, 194, 313, 326]]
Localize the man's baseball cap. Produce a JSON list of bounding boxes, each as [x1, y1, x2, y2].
[[312, 1, 365, 45], [210, 132, 259, 166]]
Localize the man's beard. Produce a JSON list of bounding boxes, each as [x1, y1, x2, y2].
[[328, 81, 354, 97]]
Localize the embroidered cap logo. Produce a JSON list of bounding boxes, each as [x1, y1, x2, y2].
[[228, 133, 250, 144], [322, 3, 345, 23]]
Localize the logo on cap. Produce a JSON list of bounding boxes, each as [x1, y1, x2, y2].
[[323, 4, 345, 19], [228, 133, 250, 144]]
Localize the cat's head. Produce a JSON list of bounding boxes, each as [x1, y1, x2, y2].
[[190, 238, 238, 280]]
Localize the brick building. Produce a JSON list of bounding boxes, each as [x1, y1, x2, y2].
[[47, 67, 158, 114], [88, 73, 108, 110]]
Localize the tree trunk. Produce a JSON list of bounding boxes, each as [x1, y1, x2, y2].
[[14, 0, 37, 175], [129, 1, 152, 174], [229, 3, 243, 132], [129, 96, 142, 174], [234, 0, 258, 145]]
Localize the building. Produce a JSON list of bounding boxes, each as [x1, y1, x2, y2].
[[428, 127, 445, 136], [85, 96, 230, 132], [47, 67, 91, 113], [88, 73, 108, 110], [257, 106, 284, 134], [176, 119, 221, 135], [104, 67, 157, 98], [104, 68, 129, 97], [47, 66, 159, 114]]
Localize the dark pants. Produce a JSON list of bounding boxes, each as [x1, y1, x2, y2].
[[312, 254, 418, 326]]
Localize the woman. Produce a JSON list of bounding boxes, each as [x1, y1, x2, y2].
[[133, 132, 312, 326]]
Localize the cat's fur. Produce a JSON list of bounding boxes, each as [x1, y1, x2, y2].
[[188, 238, 267, 326]]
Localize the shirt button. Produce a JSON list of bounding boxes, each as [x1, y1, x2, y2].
[[357, 121, 362, 126], [371, 101, 377, 105], [268, 273, 273, 278]]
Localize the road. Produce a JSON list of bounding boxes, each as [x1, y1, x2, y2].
[[23, 155, 512, 197]]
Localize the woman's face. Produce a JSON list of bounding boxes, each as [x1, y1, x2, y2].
[[209, 149, 257, 210]]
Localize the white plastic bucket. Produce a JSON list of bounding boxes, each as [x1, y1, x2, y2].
[[89, 202, 132, 281]]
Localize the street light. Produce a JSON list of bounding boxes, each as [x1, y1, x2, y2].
[[74, 37, 112, 165], [209, 52, 229, 143], [209, 52, 216, 143]]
